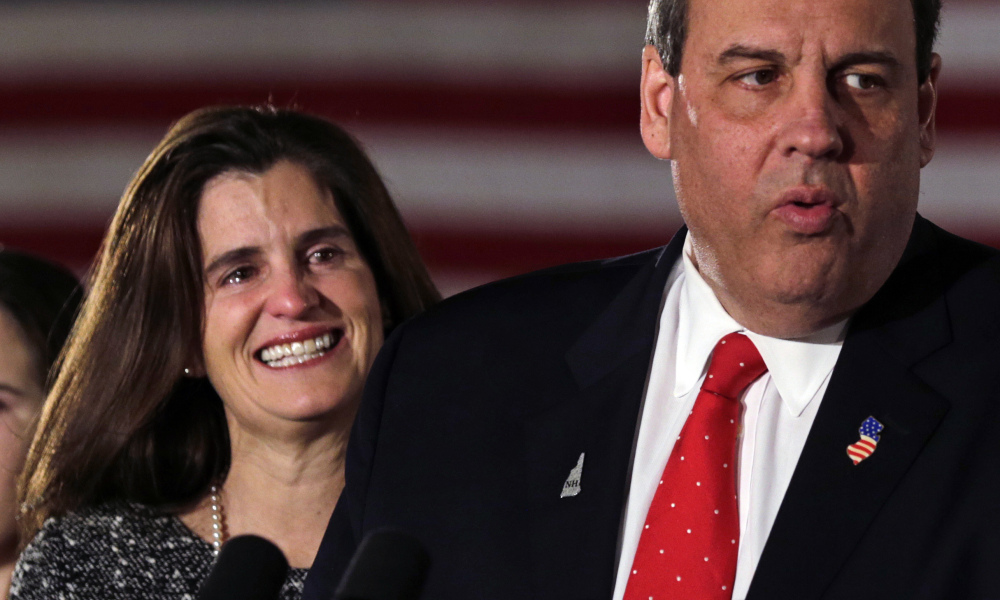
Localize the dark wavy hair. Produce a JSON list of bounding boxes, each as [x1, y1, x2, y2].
[[646, 0, 941, 83], [19, 106, 440, 540], [0, 250, 81, 387]]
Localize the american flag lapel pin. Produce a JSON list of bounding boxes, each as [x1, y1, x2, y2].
[[846, 416, 884, 465]]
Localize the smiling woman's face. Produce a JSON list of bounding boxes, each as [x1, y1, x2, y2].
[[197, 160, 384, 436], [0, 307, 44, 558]]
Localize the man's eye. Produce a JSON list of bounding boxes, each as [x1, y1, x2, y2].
[[738, 69, 779, 87], [222, 266, 256, 286], [844, 73, 881, 90]]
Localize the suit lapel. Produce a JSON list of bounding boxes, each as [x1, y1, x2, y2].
[[522, 231, 685, 599], [748, 218, 953, 599]]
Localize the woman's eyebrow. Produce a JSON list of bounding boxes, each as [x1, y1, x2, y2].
[[0, 382, 26, 398], [203, 247, 261, 276], [297, 225, 352, 249]]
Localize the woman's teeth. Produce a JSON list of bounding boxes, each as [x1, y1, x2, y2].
[[260, 332, 335, 367]]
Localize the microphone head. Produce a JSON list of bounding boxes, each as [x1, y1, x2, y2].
[[196, 534, 289, 600], [334, 529, 431, 600]]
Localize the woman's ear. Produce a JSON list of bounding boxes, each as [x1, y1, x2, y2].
[[184, 349, 207, 378]]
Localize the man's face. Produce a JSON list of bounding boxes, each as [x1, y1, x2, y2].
[[641, 0, 940, 337]]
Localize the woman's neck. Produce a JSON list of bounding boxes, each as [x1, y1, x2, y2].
[[183, 417, 351, 569], [224, 438, 346, 568], [0, 559, 14, 600]]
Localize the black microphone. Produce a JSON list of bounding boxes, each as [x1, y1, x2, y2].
[[333, 529, 431, 600], [196, 534, 289, 600]]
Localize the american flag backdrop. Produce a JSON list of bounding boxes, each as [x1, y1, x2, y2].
[[0, 0, 997, 295]]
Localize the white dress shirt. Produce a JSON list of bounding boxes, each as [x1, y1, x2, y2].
[[612, 234, 848, 600]]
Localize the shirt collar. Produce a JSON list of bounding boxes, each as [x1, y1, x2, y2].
[[673, 234, 848, 417]]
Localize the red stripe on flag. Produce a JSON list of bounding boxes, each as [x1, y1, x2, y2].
[[0, 80, 635, 133], [937, 90, 1000, 134]]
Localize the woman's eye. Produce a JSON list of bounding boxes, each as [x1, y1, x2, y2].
[[222, 266, 256, 286], [738, 69, 779, 87], [308, 246, 344, 265], [845, 73, 881, 90]]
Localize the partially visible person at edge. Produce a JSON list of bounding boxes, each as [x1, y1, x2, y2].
[[305, 0, 1000, 598], [0, 251, 81, 599], [11, 106, 440, 600]]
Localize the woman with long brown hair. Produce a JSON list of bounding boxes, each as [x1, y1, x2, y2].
[[0, 250, 81, 599], [12, 106, 439, 599]]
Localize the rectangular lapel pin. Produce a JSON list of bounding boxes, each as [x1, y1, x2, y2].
[[847, 416, 884, 465], [560, 452, 585, 498]]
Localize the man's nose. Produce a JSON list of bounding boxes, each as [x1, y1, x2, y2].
[[263, 268, 319, 318], [778, 78, 845, 161]]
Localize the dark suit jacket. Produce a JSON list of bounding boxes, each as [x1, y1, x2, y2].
[[305, 216, 1000, 599]]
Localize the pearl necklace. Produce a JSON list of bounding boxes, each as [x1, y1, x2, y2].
[[209, 484, 226, 556]]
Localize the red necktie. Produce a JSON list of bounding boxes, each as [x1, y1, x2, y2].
[[624, 332, 767, 600]]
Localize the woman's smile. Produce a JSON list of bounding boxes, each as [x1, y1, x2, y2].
[[256, 328, 342, 368]]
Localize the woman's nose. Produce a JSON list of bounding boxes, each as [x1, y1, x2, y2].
[[263, 269, 319, 318]]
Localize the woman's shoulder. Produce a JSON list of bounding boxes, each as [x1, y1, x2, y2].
[[12, 501, 212, 599]]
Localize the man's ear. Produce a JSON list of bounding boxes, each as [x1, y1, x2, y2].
[[918, 53, 942, 168], [640, 44, 676, 160]]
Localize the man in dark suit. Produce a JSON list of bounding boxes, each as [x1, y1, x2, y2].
[[305, 0, 1000, 598]]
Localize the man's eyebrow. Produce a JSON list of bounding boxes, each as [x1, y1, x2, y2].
[[204, 247, 261, 276], [831, 51, 902, 71], [717, 47, 902, 72], [718, 45, 787, 65]]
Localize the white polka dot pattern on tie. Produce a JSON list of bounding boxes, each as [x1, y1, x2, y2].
[[623, 333, 767, 600]]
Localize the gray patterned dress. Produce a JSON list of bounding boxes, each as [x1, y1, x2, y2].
[[10, 502, 306, 600]]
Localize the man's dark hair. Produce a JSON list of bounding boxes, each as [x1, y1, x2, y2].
[[646, 0, 941, 83]]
